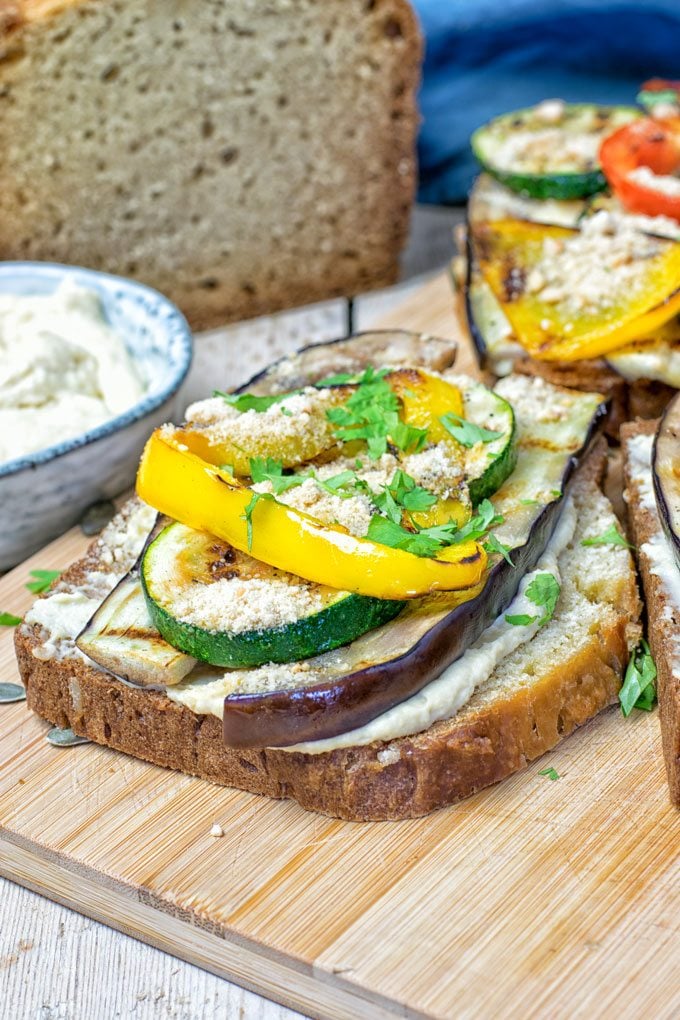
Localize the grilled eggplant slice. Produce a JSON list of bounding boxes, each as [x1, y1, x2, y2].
[[653, 390, 680, 569], [77, 570, 197, 686]]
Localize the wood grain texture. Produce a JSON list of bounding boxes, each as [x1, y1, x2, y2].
[[2, 274, 680, 1020]]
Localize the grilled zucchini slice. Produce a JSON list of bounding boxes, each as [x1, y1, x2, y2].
[[141, 523, 403, 668]]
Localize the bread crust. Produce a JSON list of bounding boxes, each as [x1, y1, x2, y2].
[[15, 442, 641, 821], [622, 419, 680, 806]]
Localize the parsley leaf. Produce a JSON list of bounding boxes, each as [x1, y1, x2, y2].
[[449, 499, 504, 544], [25, 570, 61, 594], [373, 470, 437, 524], [505, 572, 560, 628], [316, 367, 389, 388], [620, 639, 657, 717], [366, 516, 442, 557], [483, 533, 514, 566], [313, 470, 358, 499], [581, 524, 633, 550], [538, 767, 560, 781], [325, 366, 427, 459], [520, 498, 539, 506], [241, 492, 273, 551], [0, 612, 22, 627], [249, 457, 304, 495], [524, 572, 561, 626], [214, 390, 295, 413], [439, 413, 503, 449]]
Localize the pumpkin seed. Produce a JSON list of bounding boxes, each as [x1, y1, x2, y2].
[[46, 726, 91, 747], [0, 683, 26, 703]]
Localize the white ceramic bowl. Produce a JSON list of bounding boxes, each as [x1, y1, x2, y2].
[[0, 262, 193, 570]]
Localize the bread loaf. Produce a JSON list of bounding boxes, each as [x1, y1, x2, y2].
[[0, 0, 421, 329]]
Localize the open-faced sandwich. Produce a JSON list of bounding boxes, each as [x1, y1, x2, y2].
[[623, 392, 680, 805], [16, 331, 642, 820], [454, 97, 680, 433]]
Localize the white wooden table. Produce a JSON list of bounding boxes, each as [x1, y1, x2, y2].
[[1, 207, 462, 1020]]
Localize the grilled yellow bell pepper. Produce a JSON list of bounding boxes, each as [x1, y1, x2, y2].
[[476, 218, 680, 362], [173, 370, 465, 475], [136, 430, 486, 600]]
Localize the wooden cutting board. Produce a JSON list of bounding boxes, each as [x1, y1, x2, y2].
[[1, 274, 679, 1020]]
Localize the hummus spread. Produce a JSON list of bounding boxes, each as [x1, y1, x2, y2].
[[0, 279, 145, 464]]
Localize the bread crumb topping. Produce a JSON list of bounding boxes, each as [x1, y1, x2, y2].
[[529, 211, 665, 314]]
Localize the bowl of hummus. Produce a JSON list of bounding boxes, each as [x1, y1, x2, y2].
[[0, 262, 192, 569]]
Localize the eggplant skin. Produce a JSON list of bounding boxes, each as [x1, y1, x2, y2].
[[652, 390, 680, 571], [221, 335, 609, 748]]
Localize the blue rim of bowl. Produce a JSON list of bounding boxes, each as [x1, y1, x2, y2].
[[0, 262, 193, 479]]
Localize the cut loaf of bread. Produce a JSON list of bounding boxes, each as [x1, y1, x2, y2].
[[16, 441, 641, 821], [622, 420, 680, 806], [0, 0, 421, 329]]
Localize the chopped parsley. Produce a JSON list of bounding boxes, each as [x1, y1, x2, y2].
[[241, 491, 273, 550], [581, 523, 633, 550], [366, 517, 444, 557], [373, 469, 437, 524], [0, 612, 22, 627], [25, 570, 61, 594], [520, 498, 539, 506], [313, 470, 358, 499], [439, 413, 503, 449], [538, 767, 560, 781], [366, 498, 502, 558], [249, 457, 304, 495], [619, 640, 657, 717], [483, 533, 514, 566], [214, 390, 295, 413], [505, 572, 561, 628], [325, 366, 428, 459]]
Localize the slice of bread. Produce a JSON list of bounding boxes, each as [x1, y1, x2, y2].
[[0, 0, 420, 329], [16, 440, 641, 820], [622, 420, 680, 806]]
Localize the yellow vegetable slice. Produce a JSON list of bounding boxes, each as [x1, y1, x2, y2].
[[171, 370, 465, 475], [136, 430, 486, 600], [475, 218, 680, 362]]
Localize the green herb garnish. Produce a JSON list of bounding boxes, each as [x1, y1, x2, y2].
[[214, 390, 296, 413], [439, 413, 503, 449], [240, 492, 273, 551], [505, 572, 560, 627], [0, 613, 22, 627], [366, 517, 443, 558], [619, 640, 657, 717], [249, 457, 305, 495], [325, 366, 427, 459], [373, 470, 437, 524], [538, 767, 560, 781], [25, 570, 61, 594], [483, 533, 514, 566], [581, 523, 633, 550]]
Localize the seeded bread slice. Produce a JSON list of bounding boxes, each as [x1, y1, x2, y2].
[[15, 440, 641, 821], [0, 0, 420, 329], [622, 420, 680, 806]]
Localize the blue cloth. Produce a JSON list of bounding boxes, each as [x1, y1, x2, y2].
[[413, 1, 680, 204]]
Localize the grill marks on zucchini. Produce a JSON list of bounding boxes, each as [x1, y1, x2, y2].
[[141, 523, 403, 668], [471, 103, 640, 200]]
